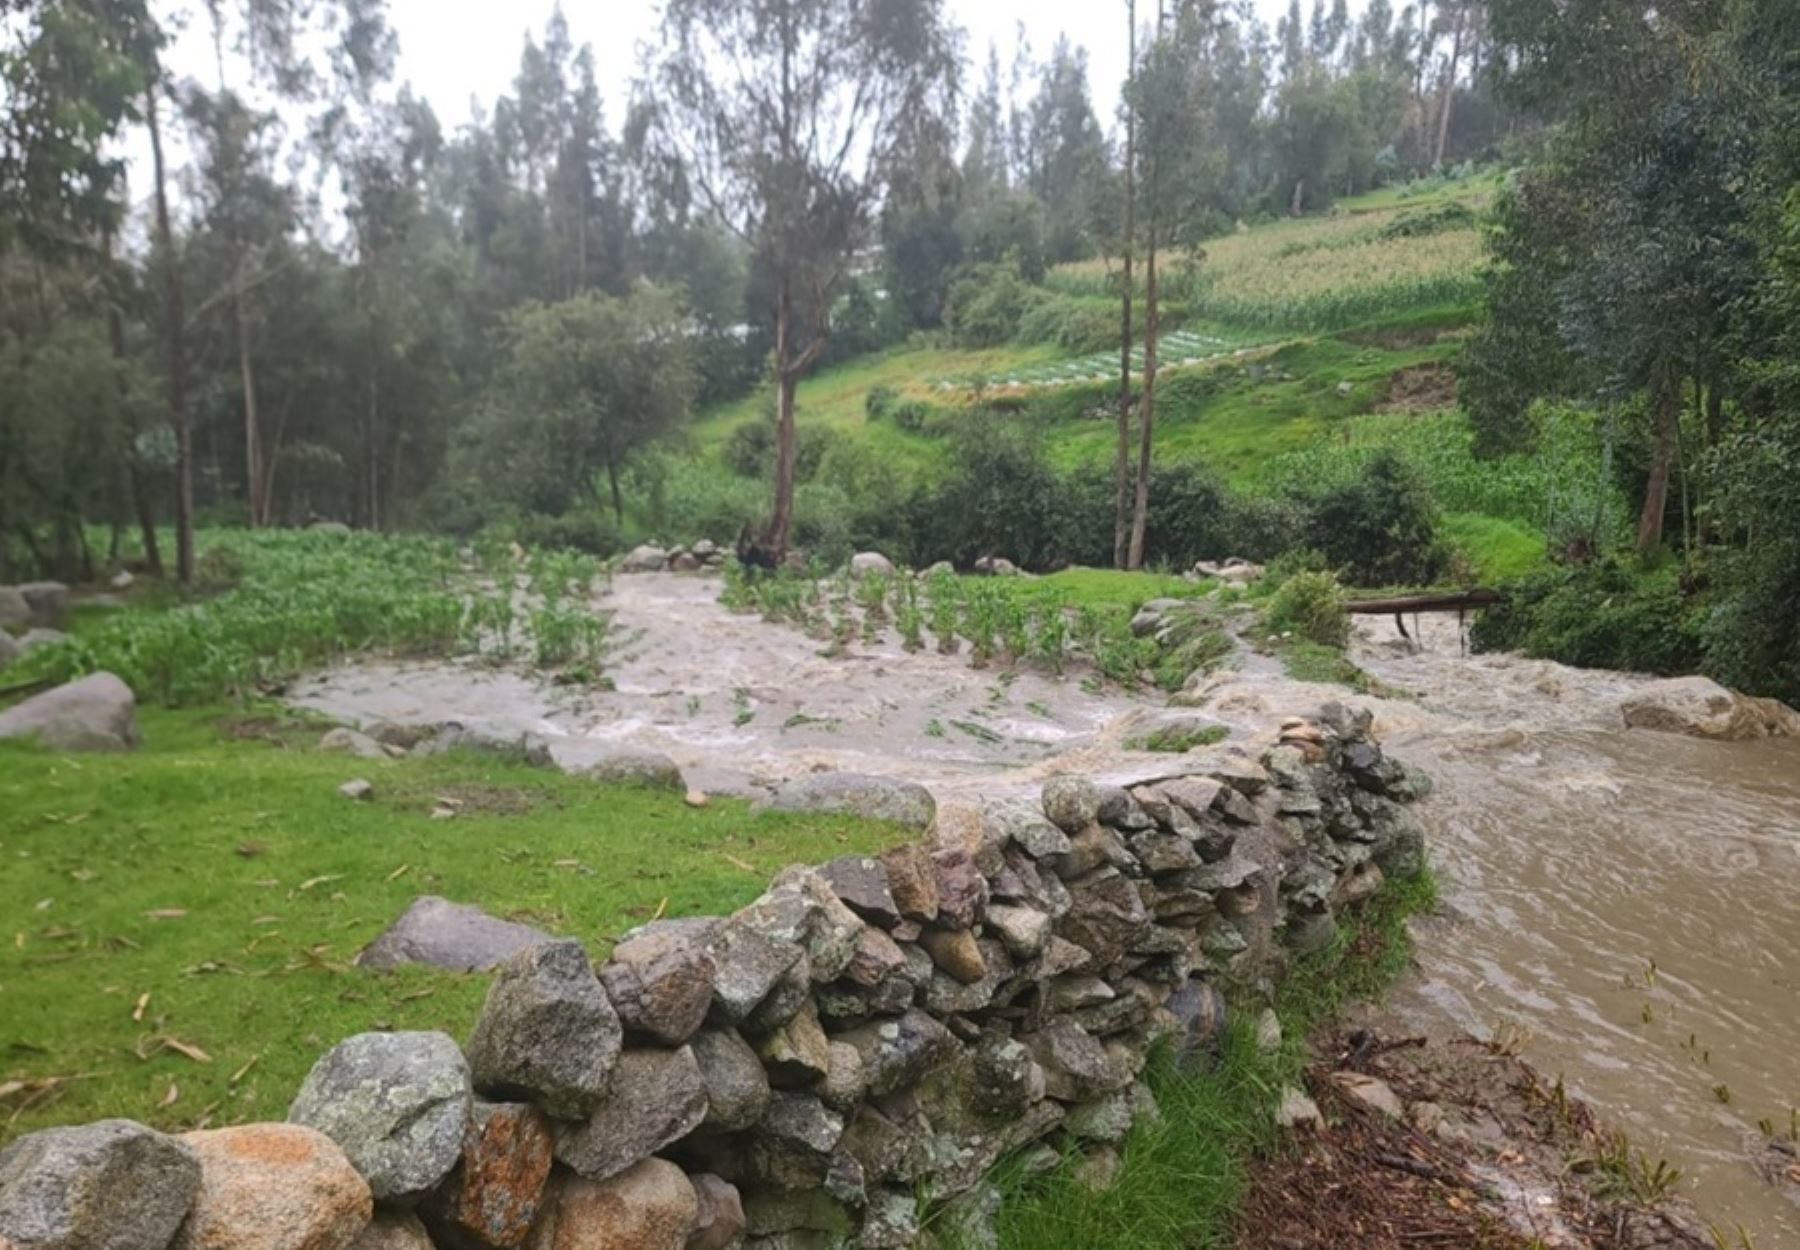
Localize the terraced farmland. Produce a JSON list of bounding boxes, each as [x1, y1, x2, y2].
[[945, 327, 1264, 391]]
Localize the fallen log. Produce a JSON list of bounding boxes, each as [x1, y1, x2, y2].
[[1343, 589, 1502, 616]]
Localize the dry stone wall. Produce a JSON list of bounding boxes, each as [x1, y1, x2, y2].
[[0, 702, 1428, 1250]]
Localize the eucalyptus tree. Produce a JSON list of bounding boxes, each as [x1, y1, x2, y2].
[[646, 0, 958, 560]]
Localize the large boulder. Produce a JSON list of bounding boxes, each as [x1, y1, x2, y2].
[[1621, 677, 1800, 741], [288, 1032, 473, 1203], [528, 1161, 697, 1250], [421, 1102, 554, 1250], [754, 773, 936, 830], [0, 587, 28, 632], [466, 941, 622, 1121], [0, 1120, 201, 1250], [849, 552, 896, 579], [599, 919, 720, 1045], [552, 1047, 709, 1182], [0, 673, 139, 752], [173, 1125, 372, 1250], [17, 583, 69, 630], [355, 897, 553, 973], [572, 746, 685, 791], [619, 545, 669, 574]]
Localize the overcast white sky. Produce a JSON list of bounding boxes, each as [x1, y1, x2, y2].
[[163, 0, 1305, 139]]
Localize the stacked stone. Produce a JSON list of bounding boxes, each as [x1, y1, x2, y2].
[[0, 705, 1426, 1250]]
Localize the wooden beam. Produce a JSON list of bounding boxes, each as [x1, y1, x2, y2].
[[1343, 589, 1503, 616]]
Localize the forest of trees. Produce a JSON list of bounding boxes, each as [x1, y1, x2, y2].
[[1, 0, 1515, 580]]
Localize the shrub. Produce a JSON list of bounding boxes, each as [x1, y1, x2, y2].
[[1298, 450, 1450, 587], [1470, 560, 1706, 675], [891, 401, 930, 432], [945, 262, 1045, 348], [1264, 570, 1351, 649], [864, 386, 898, 419]]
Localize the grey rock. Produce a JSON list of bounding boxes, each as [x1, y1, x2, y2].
[[553, 1046, 708, 1181], [0, 630, 17, 673], [620, 544, 669, 573], [850, 552, 896, 578], [0, 1120, 201, 1250], [600, 918, 720, 1045], [466, 940, 621, 1120], [1040, 776, 1101, 834], [356, 897, 553, 973], [838, 1009, 956, 1097], [858, 1188, 919, 1250], [820, 1041, 869, 1114], [1055, 869, 1151, 966], [414, 721, 554, 769], [0, 587, 29, 631], [985, 904, 1052, 960], [0, 673, 139, 752], [1275, 1086, 1322, 1130], [572, 746, 684, 791], [740, 870, 865, 984], [970, 1037, 1045, 1118], [744, 955, 813, 1034], [754, 773, 936, 830], [816, 856, 900, 928], [1165, 980, 1229, 1068], [1020, 1020, 1126, 1103], [758, 999, 832, 1089], [748, 1094, 845, 1190], [690, 1027, 771, 1133], [18, 582, 69, 629], [708, 918, 804, 1026], [982, 800, 1072, 860], [339, 779, 375, 802], [933, 1184, 1002, 1250], [288, 1031, 472, 1203], [321, 728, 387, 759]]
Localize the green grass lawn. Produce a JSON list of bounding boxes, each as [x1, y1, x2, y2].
[[0, 708, 902, 1144]]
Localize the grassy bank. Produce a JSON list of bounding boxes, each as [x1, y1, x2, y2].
[[987, 872, 1437, 1250], [0, 708, 901, 1142]]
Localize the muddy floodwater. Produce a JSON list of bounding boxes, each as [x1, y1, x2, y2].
[[1345, 617, 1800, 1247], [293, 573, 1800, 1241]]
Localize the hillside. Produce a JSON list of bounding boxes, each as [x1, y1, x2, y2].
[[684, 173, 1544, 581]]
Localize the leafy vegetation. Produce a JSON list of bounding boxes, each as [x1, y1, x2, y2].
[[7, 530, 608, 707]]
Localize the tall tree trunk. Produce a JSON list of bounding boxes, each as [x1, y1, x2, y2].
[[1636, 371, 1679, 555], [1433, 2, 1466, 169], [767, 277, 800, 562], [235, 279, 266, 526], [1129, 216, 1160, 570], [147, 74, 194, 584], [1114, 0, 1138, 572], [105, 225, 164, 577]]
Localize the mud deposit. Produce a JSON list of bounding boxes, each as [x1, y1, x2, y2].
[[291, 573, 1172, 798]]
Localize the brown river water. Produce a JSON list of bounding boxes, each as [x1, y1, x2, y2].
[[292, 575, 1800, 1242]]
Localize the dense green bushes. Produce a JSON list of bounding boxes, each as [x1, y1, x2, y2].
[[1299, 450, 1450, 586], [1471, 560, 1707, 676]]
